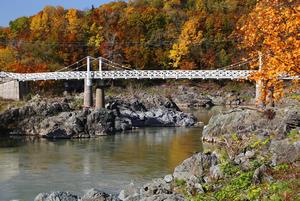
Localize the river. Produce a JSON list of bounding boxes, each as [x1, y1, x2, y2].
[[0, 107, 224, 201]]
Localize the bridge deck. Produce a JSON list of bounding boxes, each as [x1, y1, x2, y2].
[[0, 70, 254, 81]]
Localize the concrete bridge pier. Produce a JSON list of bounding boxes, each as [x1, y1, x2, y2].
[[84, 78, 93, 108], [255, 52, 265, 107], [0, 80, 29, 100], [255, 79, 264, 107], [95, 80, 105, 109], [84, 56, 93, 108]]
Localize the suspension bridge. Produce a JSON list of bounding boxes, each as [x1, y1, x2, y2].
[[0, 55, 297, 108], [0, 56, 257, 81]]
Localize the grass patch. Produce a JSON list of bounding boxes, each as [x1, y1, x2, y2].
[[0, 99, 25, 112], [289, 94, 300, 102], [174, 179, 186, 187], [287, 129, 300, 142], [188, 159, 300, 201]]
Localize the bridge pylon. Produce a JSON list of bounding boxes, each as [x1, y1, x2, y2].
[[84, 56, 93, 108], [255, 52, 265, 107]]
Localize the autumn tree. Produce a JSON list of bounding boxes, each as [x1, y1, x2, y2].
[[0, 0, 257, 73], [238, 0, 300, 106], [169, 17, 203, 69]]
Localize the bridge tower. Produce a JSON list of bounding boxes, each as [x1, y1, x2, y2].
[[255, 52, 264, 107], [84, 56, 93, 108], [95, 57, 106, 109], [83, 56, 106, 109]]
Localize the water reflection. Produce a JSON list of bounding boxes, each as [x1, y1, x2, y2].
[[184, 106, 227, 125], [0, 127, 203, 201]]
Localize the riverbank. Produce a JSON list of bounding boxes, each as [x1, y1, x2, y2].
[[32, 101, 300, 201], [0, 82, 256, 138], [1, 84, 299, 200], [0, 82, 257, 137]]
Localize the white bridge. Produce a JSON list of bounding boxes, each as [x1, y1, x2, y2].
[[0, 56, 258, 81], [0, 56, 298, 107], [0, 70, 255, 81]]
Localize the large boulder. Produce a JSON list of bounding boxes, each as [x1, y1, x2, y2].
[[0, 99, 72, 135], [140, 179, 172, 197], [139, 193, 186, 201], [86, 109, 116, 136], [34, 192, 79, 201], [38, 108, 133, 138], [202, 107, 300, 143], [107, 98, 197, 127], [118, 183, 139, 201], [81, 188, 115, 201], [173, 152, 218, 181], [38, 111, 87, 139], [269, 139, 300, 165], [119, 180, 185, 201]]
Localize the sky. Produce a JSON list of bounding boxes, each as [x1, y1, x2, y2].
[[0, 0, 109, 27]]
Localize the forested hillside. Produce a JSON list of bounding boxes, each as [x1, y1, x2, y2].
[[0, 0, 259, 73], [0, 0, 298, 86]]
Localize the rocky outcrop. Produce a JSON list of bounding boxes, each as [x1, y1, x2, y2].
[[0, 96, 197, 138], [107, 99, 196, 127], [202, 107, 300, 143], [38, 111, 87, 138], [34, 189, 115, 201], [116, 152, 220, 201], [81, 188, 115, 201], [0, 99, 71, 134], [34, 192, 79, 201], [173, 152, 218, 181]]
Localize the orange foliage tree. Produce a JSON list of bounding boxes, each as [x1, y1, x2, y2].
[[238, 0, 300, 106]]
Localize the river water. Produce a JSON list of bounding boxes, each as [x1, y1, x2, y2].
[[0, 107, 224, 201]]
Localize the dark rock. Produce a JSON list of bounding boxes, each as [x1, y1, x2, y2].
[[87, 109, 115, 136], [115, 117, 132, 131], [109, 98, 196, 127], [1, 95, 196, 137], [38, 111, 86, 139], [0, 100, 72, 135], [130, 99, 147, 112]]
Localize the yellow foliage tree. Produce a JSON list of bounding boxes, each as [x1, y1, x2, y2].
[[66, 9, 82, 40], [169, 17, 203, 69], [0, 47, 15, 71], [239, 0, 300, 106]]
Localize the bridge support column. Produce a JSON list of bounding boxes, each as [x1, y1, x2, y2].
[[0, 80, 29, 100], [84, 56, 93, 108], [95, 80, 105, 109], [84, 79, 93, 108], [255, 79, 264, 107], [255, 52, 265, 107]]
